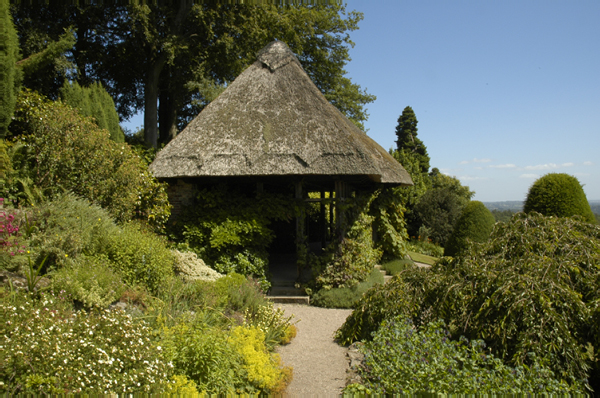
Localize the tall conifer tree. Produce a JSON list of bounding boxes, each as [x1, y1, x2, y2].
[[0, 0, 20, 138], [395, 106, 430, 174]]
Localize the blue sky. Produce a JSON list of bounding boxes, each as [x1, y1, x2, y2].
[[125, 1, 599, 202], [342, 0, 600, 201]]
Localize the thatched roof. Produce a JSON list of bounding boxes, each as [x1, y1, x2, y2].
[[150, 41, 412, 186]]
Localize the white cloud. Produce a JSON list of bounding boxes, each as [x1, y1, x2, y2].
[[459, 158, 492, 165], [520, 174, 539, 179], [524, 163, 574, 170], [584, 161, 594, 166], [489, 164, 517, 169], [460, 176, 487, 181]]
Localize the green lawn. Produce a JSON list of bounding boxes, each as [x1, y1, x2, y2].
[[408, 251, 437, 266]]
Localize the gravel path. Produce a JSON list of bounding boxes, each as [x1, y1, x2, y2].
[[275, 304, 353, 397]]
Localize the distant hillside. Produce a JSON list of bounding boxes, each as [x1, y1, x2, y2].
[[484, 200, 600, 222], [483, 201, 523, 212]]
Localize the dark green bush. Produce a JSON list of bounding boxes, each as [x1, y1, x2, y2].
[[347, 315, 581, 394], [8, 89, 170, 230], [524, 173, 595, 223], [444, 200, 495, 256], [311, 268, 384, 309], [412, 186, 466, 246]]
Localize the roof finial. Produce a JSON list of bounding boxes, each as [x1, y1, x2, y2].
[[257, 40, 297, 72]]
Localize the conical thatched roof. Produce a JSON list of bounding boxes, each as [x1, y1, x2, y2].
[[150, 41, 412, 185]]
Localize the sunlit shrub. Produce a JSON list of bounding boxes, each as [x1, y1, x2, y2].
[[102, 222, 174, 294], [348, 315, 581, 394], [229, 325, 292, 394], [2, 291, 171, 394], [50, 255, 126, 309], [242, 303, 295, 350], [312, 268, 384, 309], [9, 89, 170, 230], [172, 249, 223, 282]]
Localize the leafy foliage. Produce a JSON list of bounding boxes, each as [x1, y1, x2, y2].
[[102, 222, 175, 294], [381, 258, 415, 276], [338, 212, 600, 390], [348, 316, 580, 395], [312, 194, 382, 289], [444, 200, 495, 256], [370, 187, 409, 260], [8, 90, 171, 229], [172, 185, 294, 290], [50, 255, 127, 309], [412, 186, 467, 246], [524, 173, 595, 223]]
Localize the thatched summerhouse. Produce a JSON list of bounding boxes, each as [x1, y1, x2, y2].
[[150, 41, 412, 278]]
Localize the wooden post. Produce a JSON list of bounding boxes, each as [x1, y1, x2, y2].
[[320, 189, 326, 249], [335, 180, 345, 239], [295, 181, 304, 279]]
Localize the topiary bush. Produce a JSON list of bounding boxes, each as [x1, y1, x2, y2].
[[444, 200, 495, 256], [524, 173, 595, 223], [8, 89, 170, 230]]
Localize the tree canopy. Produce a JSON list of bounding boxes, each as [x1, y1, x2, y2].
[[0, 0, 20, 138], [11, 3, 375, 148]]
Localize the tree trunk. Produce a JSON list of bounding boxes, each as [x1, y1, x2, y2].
[[144, 54, 166, 148], [158, 76, 179, 146]]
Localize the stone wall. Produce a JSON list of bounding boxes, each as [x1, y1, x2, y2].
[[166, 179, 196, 219]]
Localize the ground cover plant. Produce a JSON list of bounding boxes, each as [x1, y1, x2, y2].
[[344, 315, 580, 395], [338, 212, 600, 392]]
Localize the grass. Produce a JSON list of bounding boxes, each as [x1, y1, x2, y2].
[[311, 269, 384, 309], [408, 251, 438, 266], [381, 258, 416, 276]]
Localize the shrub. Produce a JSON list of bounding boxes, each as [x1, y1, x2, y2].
[[407, 238, 444, 257], [524, 173, 595, 223], [2, 291, 171, 394], [339, 213, 600, 389], [242, 302, 295, 350], [25, 194, 119, 270], [348, 315, 581, 394], [160, 320, 247, 394], [50, 255, 126, 309], [102, 222, 175, 294], [172, 249, 223, 282], [9, 90, 170, 230], [412, 186, 466, 246], [312, 268, 384, 309], [229, 325, 292, 394], [444, 200, 495, 256], [335, 267, 432, 345]]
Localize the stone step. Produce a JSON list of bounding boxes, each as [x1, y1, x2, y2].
[[269, 286, 305, 296], [267, 296, 310, 305]]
